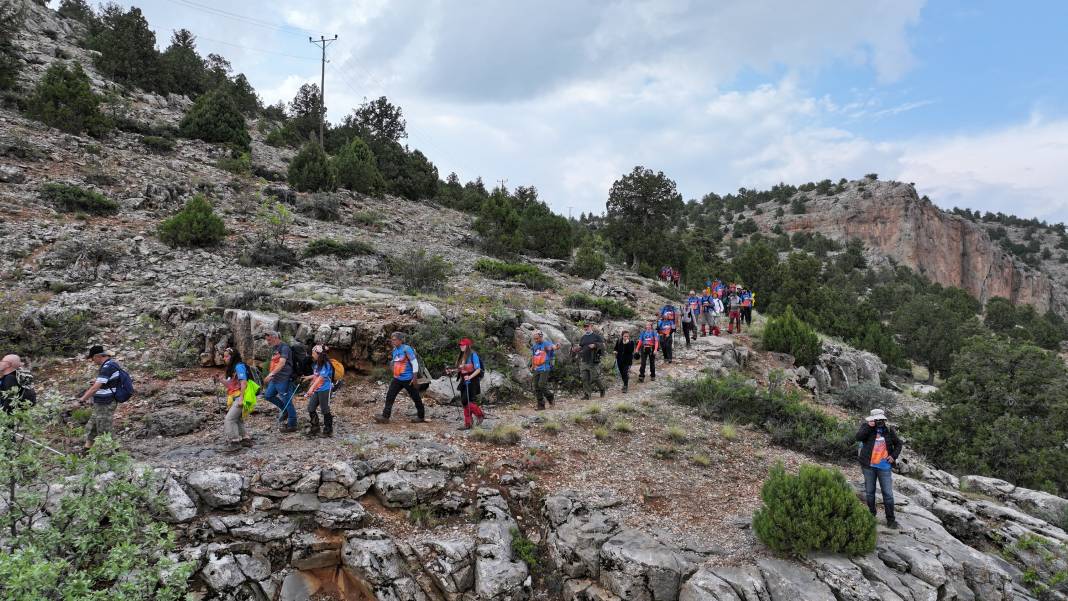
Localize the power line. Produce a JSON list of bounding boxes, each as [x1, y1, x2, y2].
[[160, 0, 314, 37], [310, 35, 339, 147], [193, 34, 318, 62]]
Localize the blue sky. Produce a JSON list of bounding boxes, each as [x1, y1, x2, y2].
[[63, 0, 1068, 222]]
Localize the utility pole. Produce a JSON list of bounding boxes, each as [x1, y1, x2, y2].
[[309, 35, 338, 147], [497, 178, 508, 192]]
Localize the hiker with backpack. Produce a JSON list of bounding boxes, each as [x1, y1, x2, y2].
[[740, 288, 754, 326], [856, 408, 903, 529], [222, 347, 255, 452], [452, 338, 485, 430], [300, 345, 336, 437], [529, 330, 560, 410], [680, 297, 697, 347], [699, 289, 717, 336], [375, 332, 426, 424], [727, 290, 743, 334], [573, 322, 607, 400], [685, 290, 702, 342], [1, 354, 36, 414], [657, 304, 678, 363], [614, 330, 635, 393], [636, 321, 659, 383], [262, 331, 298, 433], [76, 345, 132, 449]]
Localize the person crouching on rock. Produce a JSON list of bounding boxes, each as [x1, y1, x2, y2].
[[453, 338, 485, 430], [222, 347, 254, 452], [636, 322, 659, 383], [856, 408, 902, 529], [614, 330, 635, 393], [301, 345, 335, 437], [376, 332, 426, 424]]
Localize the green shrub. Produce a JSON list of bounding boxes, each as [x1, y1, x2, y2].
[[158, 194, 226, 248], [0, 2, 24, 91], [295, 193, 339, 221], [763, 306, 821, 366], [26, 62, 110, 137], [179, 87, 250, 151], [836, 382, 896, 414], [387, 249, 452, 295], [351, 210, 382, 226], [304, 238, 374, 258], [753, 463, 876, 556], [288, 141, 336, 192], [564, 293, 636, 319], [333, 138, 385, 194], [672, 375, 853, 459], [40, 183, 117, 215], [474, 259, 555, 291], [570, 242, 606, 279], [0, 298, 95, 358], [264, 122, 302, 148], [140, 135, 175, 153], [543, 420, 562, 434], [510, 527, 538, 571], [408, 316, 506, 378], [216, 151, 251, 175]]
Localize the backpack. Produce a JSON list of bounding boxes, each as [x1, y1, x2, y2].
[[245, 363, 264, 388], [290, 342, 313, 378], [111, 364, 135, 403], [329, 358, 345, 385], [15, 369, 37, 404]]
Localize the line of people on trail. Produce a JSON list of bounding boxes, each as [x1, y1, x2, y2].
[[657, 266, 682, 288], [680, 280, 754, 342]]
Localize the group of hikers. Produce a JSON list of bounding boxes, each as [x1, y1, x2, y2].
[[657, 266, 682, 288]]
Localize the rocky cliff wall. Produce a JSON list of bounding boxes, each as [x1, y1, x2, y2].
[[772, 182, 1066, 316]]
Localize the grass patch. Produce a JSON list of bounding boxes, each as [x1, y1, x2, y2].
[[351, 210, 382, 226], [470, 423, 522, 445], [304, 237, 375, 258], [542, 420, 562, 435], [611, 419, 633, 433], [40, 183, 117, 215], [692, 453, 712, 467], [720, 423, 738, 440], [652, 445, 677, 460], [474, 258, 555, 291], [613, 402, 637, 414], [408, 504, 438, 528], [510, 527, 538, 571], [665, 426, 688, 443], [593, 426, 611, 441], [585, 403, 603, 415], [565, 293, 636, 319], [672, 374, 853, 460], [140, 135, 175, 153]]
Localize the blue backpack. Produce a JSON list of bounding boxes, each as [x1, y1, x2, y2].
[[111, 365, 135, 403]]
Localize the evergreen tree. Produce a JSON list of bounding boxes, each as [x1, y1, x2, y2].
[[763, 306, 821, 367], [604, 166, 684, 268], [228, 73, 260, 115], [26, 62, 110, 137], [90, 6, 164, 92], [347, 95, 407, 143], [179, 87, 250, 150], [57, 0, 95, 24], [333, 138, 384, 194], [475, 189, 523, 256], [160, 28, 206, 97], [158, 194, 227, 247], [287, 141, 336, 192], [892, 294, 981, 383], [288, 83, 323, 142], [0, 0, 22, 91]]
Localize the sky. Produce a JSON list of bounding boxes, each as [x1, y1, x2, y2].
[[63, 0, 1068, 222]]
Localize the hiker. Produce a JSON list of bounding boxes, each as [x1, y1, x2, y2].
[[671, 268, 681, 289], [376, 332, 426, 424], [76, 345, 122, 449], [614, 330, 635, 393], [529, 330, 560, 410], [573, 322, 606, 400], [454, 338, 485, 430], [1, 354, 36, 414], [727, 290, 743, 334], [856, 408, 902, 529], [636, 321, 659, 383], [685, 290, 702, 342], [680, 298, 697, 347], [262, 331, 298, 433], [222, 347, 254, 451], [699, 289, 716, 336], [300, 345, 335, 437], [657, 306, 677, 364], [740, 288, 754, 326]]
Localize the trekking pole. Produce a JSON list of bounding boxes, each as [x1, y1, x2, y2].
[[279, 381, 306, 421], [13, 431, 66, 457]]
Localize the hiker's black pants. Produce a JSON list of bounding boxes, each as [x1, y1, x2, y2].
[[639, 348, 656, 379], [742, 306, 753, 326], [617, 360, 631, 388], [384, 378, 424, 419], [659, 333, 673, 362], [682, 321, 696, 345], [532, 371, 554, 408]]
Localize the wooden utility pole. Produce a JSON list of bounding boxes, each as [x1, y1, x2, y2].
[[309, 35, 338, 147]]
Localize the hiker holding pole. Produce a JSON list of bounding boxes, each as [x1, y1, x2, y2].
[[449, 338, 485, 430], [262, 331, 298, 433]]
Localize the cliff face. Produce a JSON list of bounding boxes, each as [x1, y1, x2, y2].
[[773, 181, 1065, 316]]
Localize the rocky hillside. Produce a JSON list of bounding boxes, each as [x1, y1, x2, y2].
[[3, 3, 1068, 601], [744, 179, 1068, 317]]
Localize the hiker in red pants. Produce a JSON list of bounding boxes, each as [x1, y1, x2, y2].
[[727, 289, 743, 334], [452, 338, 485, 430]]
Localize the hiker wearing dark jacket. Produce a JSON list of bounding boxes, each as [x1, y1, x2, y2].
[[856, 408, 903, 529], [614, 331, 635, 393], [574, 322, 606, 400]]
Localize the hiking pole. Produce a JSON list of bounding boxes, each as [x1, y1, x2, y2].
[[13, 431, 66, 457], [279, 381, 306, 423]]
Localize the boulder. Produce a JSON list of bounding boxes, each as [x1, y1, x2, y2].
[[475, 489, 531, 601], [200, 553, 245, 593], [421, 538, 476, 600], [0, 165, 25, 183], [599, 529, 694, 601], [341, 529, 425, 601], [280, 492, 321, 512], [187, 469, 246, 508], [315, 499, 367, 529], [373, 469, 448, 508], [157, 474, 198, 523], [678, 568, 744, 601], [292, 532, 343, 570], [140, 408, 205, 437]]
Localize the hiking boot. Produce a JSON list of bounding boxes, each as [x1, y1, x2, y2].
[[650, 376, 656, 381], [410, 416, 426, 423], [886, 519, 900, 530], [638, 377, 645, 383], [475, 414, 485, 426], [280, 424, 298, 434], [373, 415, 390, 424], [622, 385, 628, 393], [321, 415, 333, 437]]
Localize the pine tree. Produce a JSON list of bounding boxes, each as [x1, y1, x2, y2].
[[26, 62, 110, 137], [333, 138, 384, 194], [158, 194, 227, 248], [179, 87, 250, 150], [287, 142, 336, 192]]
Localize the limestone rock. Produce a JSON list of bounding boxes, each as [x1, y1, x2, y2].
[[373, 469, 448, 508], [187, 469, 246, 508], [599, 529, 694, 601], [157, 473, 198, 523]]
